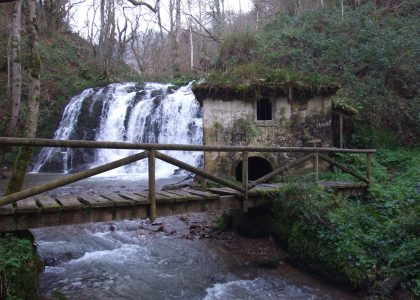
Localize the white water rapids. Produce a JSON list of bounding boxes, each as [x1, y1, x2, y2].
[[33, 82, 203, 178]]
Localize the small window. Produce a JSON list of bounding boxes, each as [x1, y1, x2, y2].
[[257, 98, 272, 120]]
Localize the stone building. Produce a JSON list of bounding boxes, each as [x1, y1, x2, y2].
[[193, 82, 339, 181]]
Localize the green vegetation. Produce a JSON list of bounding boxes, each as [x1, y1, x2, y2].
[[204, 1, 419, 145], [221, 147, 419, 296], [0, 31, 139, 166], [34, 33, 138, 138], [0, 234, 43, 299], [0, 31, 138, 139], [231, 116, 260, 145], [206, 63, 338, 91]]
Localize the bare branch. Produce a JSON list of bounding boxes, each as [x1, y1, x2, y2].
[[124, 0, 157, 13], [185, 12, 220, 42]]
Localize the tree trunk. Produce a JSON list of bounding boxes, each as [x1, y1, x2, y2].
[[214, 0, 222, 37], [171, 0, 181, 75], [156, 0, 164, 40], [7, 0, 23, 137], [6, 0, 41, 195], [188, 0, 193, 70]]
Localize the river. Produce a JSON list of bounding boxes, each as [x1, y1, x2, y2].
[[33, 213, 357, 300], [0, 173, 359, 299]]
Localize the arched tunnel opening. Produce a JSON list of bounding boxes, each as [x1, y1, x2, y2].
[[235, 157, 274, 182]]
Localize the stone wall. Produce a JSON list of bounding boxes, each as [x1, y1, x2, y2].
[[201, 95, 332, 178]]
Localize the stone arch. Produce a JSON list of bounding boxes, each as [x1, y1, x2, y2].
[[235, 156, 274, 182]]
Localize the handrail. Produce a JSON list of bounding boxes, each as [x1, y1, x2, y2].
[[0, 137, 376, 154], [0, 151, 149, 207], [0, 137, 375, 220]]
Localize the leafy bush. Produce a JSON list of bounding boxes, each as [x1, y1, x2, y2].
[[0, 235, 43, 299], [271, 148, 419, 295], [216, 31, 258, 69]]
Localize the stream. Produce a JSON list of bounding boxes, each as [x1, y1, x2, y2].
[[1, 174, 359, 300], [33, 214, 357, 300]]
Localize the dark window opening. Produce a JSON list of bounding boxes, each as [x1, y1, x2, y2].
[[235, 157, 273, 182], [257, 98, 272, 120]]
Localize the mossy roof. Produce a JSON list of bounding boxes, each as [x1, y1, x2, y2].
[[193, 64, 340, 102], [332, 101, 358, 116]]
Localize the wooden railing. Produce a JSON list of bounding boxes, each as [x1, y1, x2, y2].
[[0, 137, 375, 219]]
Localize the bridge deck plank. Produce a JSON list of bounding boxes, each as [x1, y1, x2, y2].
[[0, 204, 14, 215], [78, 195, 114, 207], [165, 190, 202, 201], [101, 194, 133, 206], [14, 198, 39, 213], [207, 187, 238, 195], [155, 191, 177, 200], [183, 189, 219, 200], [119, 193, 149, 204], [36, 196, 62, 211], [133, 191, 150, 199], [158, 191, 184, 199], [56, 196, 86, 210]]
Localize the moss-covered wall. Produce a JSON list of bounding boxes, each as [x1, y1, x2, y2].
[[200, 93, 332, 177]]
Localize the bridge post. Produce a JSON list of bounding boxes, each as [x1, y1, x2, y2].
[[366, 153, 372, 186], [149, 149, 157, 221], [314, 152, 319, 182], [242, 151, 248, 212]]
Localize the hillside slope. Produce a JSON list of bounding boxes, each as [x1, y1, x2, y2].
[[209, 1, 419, 147], [0, 30, 138, 140]]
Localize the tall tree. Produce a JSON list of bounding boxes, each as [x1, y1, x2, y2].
[[169, 0, 181, 75], [187, 0, 193, 70], [6, 0, 41, 194], [6, 0, 22, 137]]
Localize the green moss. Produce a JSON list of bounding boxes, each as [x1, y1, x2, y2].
[[0, 234, 43, 299], [6, 146, 34, 194], [231, 116, 259, 145], [201, 63, 339, 94], [332, 100, 358, 115]]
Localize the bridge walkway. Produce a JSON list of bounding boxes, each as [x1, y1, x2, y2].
[[0, 181, 367, 231], [0, 137, 374, 232]]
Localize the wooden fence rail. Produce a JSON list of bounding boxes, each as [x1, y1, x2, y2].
[[0, 137, 376, 153], [0, 137, 375, 219]]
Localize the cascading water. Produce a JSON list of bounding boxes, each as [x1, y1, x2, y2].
[[33, 82, 203, 178]]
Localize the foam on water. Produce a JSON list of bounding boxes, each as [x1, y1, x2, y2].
[[204, 277, 321, 300]]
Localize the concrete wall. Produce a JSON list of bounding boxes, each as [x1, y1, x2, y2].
[[202, 95, 332, 178]]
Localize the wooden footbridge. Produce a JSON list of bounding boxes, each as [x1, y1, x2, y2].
[[0, 138, 374, 231]]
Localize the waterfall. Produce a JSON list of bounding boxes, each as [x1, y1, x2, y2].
[[33, 82, 203, 178]]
